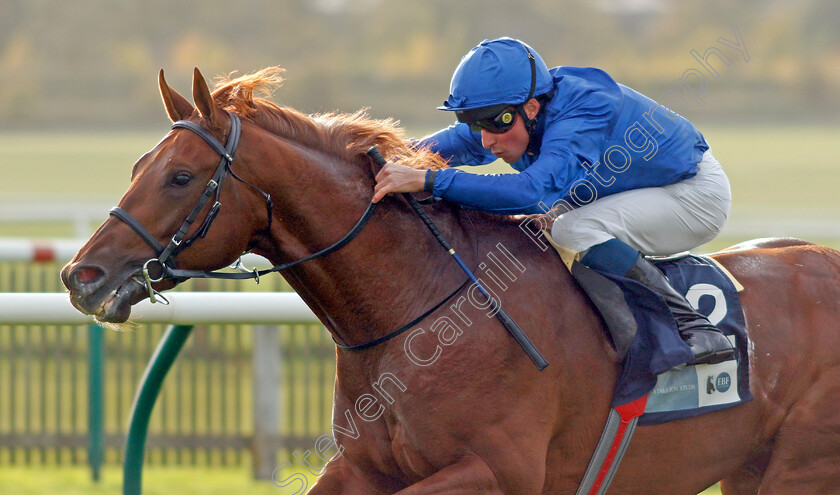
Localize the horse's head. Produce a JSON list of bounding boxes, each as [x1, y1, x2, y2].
[[61, 68, 272, 323]]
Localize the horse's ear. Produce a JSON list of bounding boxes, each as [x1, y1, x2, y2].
[[192, 67, 219, 124], [158, 69, 194, 122]]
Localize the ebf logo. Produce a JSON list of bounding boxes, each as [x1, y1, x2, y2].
[[716, 372, 732, 393], [706, 372, 732, 394]]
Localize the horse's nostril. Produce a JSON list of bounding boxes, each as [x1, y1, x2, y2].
[[70, 265, 106, 289]]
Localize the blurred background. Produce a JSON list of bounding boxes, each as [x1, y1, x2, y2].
[[1, 0, 838, 130], [0, 0, 837, 494]]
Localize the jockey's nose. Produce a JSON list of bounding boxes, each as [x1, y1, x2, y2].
[[61, 263, 107, 295], [480, 129, 496, 148]]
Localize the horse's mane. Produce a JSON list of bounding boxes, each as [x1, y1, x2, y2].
[[210, 67, 448, 171]]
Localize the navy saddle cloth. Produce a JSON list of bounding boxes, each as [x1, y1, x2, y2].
[[591, 254, 752, 425]]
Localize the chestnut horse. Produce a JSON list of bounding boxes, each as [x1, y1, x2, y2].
[[61, 67, 840, 494]]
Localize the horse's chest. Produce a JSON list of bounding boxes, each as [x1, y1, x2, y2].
[[336, 414, 437, 485], [386, 421, 438, 480]]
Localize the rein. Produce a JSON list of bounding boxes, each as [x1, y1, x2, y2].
[[110, 111, 379, 297], [164, 201, 379, 281], [333, 278, 470, 351], [110, 116, 547, 366], [107, 113, 400, 350]]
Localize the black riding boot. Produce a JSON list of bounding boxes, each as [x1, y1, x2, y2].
[[625, 255, 735, 366]]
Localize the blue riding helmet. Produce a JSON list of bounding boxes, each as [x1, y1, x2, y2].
[[438, 37, 554, 112]]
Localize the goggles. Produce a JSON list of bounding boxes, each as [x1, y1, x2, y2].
[[456, 104, 520, 134]]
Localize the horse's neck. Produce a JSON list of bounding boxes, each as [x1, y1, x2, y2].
[[284, 209, 468, 346], [248, 139, 469, 346]]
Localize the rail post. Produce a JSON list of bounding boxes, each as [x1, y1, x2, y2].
[[123, 325, 194, 495], [252, 324, 281, 479], [88, 323, 105, 482]]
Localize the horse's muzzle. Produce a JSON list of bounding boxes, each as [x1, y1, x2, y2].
[[61, 262, 146, 322]]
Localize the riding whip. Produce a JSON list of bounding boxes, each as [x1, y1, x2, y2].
[[367, 146, 549, 371]]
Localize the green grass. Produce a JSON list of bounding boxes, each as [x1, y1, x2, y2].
[[703, 126, 839, 210], [0, 126, 837, 244], [0, 132, 160, 203], [0, 466, 302, 495], [0, 466, 723, 494], [0, 126, 837, 209]]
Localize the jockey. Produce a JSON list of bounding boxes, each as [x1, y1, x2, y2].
[[373, 37, 735, 366]]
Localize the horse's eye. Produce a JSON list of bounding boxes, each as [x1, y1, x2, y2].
[[171, 173, 192, 187]]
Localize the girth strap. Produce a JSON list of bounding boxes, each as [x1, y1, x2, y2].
[[576, 395, 648, 495]]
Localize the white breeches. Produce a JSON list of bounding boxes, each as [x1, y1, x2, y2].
[[550, 149, 731, 256]]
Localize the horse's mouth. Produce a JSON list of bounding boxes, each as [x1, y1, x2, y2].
[[68, 275, 148, 324], [98, 279, 148, 323]]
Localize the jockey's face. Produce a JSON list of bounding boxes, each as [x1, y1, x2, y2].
[[479, 98, 540, 164]]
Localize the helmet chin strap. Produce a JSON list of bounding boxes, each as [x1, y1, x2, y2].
[[520, 47, 540, 136]]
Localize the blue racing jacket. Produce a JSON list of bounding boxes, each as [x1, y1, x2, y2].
[[421, 67, 709, 214]]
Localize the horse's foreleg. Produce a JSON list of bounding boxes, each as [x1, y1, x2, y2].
[[394, 455, 507, 495]]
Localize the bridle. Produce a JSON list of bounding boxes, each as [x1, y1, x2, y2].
[[110, 110, 378, 303]]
